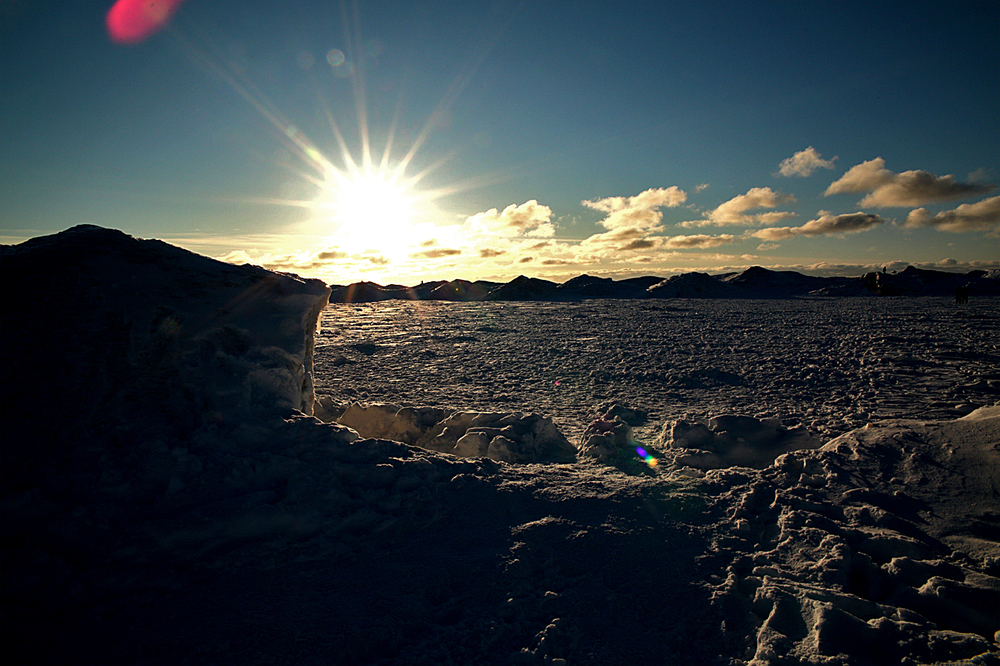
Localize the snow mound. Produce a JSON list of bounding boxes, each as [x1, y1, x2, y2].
[[577, 402, 652, 464], [704, 408, 1000, 665], [321, 401, 578, 463], [660, 414, 822, 469], [578, 416, 637, 462], [647, 271, 739, 298]]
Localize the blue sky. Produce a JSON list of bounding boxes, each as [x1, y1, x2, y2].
[[2, 0, 998, 284]]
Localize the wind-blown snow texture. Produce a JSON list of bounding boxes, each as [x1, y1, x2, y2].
[[2, 226, 999, 666]]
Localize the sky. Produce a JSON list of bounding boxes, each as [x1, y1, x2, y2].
[[2, 0, 999, 285]]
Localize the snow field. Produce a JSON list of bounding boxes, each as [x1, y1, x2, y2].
[[315, 297, 1000, 445]]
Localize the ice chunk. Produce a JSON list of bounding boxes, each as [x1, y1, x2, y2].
[[325, 402, 576, 463], [659, 414, 821, 469], [1, 225, 332, 476]]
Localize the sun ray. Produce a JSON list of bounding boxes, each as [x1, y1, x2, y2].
[[340, 0, 373, 175], [161, 0, 534, 276]]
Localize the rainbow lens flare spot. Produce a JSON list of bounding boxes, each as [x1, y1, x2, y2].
[[635, 446, 658, 468]]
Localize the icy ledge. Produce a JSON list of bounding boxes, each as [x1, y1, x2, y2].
[[1, 225, 338, 459]]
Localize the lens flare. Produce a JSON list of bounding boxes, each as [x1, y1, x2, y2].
[[106, 0, 187, 44], [635, 446, 658, 468]]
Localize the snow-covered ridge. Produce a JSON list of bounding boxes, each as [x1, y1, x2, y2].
[[330, 266, 1000, 302]]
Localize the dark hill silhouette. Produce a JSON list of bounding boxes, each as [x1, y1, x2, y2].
[[326, 267, 1000, 303]]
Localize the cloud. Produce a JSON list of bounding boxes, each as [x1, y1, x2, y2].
[[412, 248, 462, 259], [685, 187, 796, 227], [316, 249, 349, 260], [825, 157, 994, 207], [582, 186, 686, 214], [905, 195, 1000, 232], [752, 212, 886, 240], [526, 223, 556, 237], [778, 147, 837, 177], [218, 249, 254, 264], [580, 224, 653, 251], [620, 238, 659, 251], [695, 183, 710, 193], [756, 211, 798, 225], [579, 186, 688, 251], [968, 168, 993, 183], [219, 246, 351, 272], [597, 207, 667, 232], [662, 234, 736, 249], [466, 200, 553, 237], [478, 248, 505, 258]]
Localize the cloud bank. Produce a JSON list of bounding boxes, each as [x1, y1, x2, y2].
[[580, 186, 687, 250], [466, 200, 555, 237], [663, 234, 736, 249], [826, 158, 993, 207], [752, 212, 886, 240], [684, 187, 796, 227], [905, 196, 1000, 232]]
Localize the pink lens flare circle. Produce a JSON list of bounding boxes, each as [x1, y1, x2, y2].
[[107, 0, 187, 44]]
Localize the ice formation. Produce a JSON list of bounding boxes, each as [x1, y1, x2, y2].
[[661, 415, 823, 469], [317, 401, 577, 463]]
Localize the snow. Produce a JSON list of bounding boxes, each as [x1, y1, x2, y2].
[[2, 226, 999, 665], [317, 402, 576, 463]]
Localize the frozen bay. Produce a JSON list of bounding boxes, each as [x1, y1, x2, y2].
[[4, 227, 999, 665], [316, 296, 1000, 443]]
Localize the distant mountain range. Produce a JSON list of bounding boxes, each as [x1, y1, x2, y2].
[[329, 266, 1000, 302]]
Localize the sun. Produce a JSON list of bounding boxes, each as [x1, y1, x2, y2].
[[319, 169, 422, 258]]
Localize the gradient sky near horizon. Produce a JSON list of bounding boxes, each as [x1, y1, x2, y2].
[[2, 0, 998, 284]]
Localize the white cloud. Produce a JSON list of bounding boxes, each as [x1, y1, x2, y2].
[[905, 196, 1000, 232], [756, 211, 798, 225], [752, 212, 886, 241], [826, 158, 994, 207], [579, 186, 687, 251], [597, 207, 666, 232], [778, 147, 836, 177], [582, 186, 686, 214], [526, 222, 556, 237], [466, 200, 554, 237], [219, 246, 351, 272], [685, 187, 796, 227]]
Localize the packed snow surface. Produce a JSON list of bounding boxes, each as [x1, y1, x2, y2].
[[3, 226, 999, 665], [315, 298, 1000, 444]]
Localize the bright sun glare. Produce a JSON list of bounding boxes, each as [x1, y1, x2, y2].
[[319, 170, 420, 258], [154, 1, 503, 280]]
